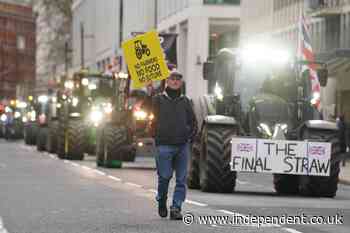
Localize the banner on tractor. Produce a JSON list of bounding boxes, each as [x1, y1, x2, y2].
[[122, 31, 170, 89], [230, 138, 331, 176]]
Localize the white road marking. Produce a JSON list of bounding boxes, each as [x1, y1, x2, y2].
[[48, 154, 56, 159], [0, 217, 9, 233], [217, 209, 280, 228], [81, 165, 92, 170], [125, 182, 143, 188], [63, 160, 69, 163], [284, 228, 303, 233], [185, 199, 208, 207], [236, 179, 249, 185], [147, 189, 157, 194], [93, 170, 106, 176], [107, 175, 121, 181]]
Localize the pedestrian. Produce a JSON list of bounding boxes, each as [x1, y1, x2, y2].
[[337, 115, 347, 152], [151, 69, 197, 220]]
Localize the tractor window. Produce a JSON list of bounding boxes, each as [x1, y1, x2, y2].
[[80, 76, 114, 99], [214, 57, 235, 95]]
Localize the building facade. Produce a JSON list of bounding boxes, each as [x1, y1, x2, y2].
[[157, 0, 240, 102], [72, 0, 155, 72], [34, 0, 72, 95], [72, 0, 240, 106], [0, 0, 35, 104], [241, 0, 350, 120]]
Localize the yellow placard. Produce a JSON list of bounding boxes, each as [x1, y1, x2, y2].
[[122, 31, 170, 89]]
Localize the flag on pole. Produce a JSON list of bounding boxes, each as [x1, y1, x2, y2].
[[298, 14, 321, 111]]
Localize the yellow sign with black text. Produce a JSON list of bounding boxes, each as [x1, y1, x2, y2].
[[122, 31, 170, 89]]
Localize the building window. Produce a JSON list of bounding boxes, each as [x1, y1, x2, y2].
[[16, 35, 25, 50], [203, 0, 240, 5]]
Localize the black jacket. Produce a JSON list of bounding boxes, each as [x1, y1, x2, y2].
[[152, 93, 197, 145]]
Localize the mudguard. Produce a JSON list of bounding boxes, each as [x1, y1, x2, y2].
[[304, 120, 338, 131], [204, 115, 237, 126]]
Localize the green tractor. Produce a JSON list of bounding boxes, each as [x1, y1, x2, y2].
[[188, 47, 342, 197], [34, 93, 60, 152], [95, 71, 138, 168], [54, 70, 135, 164], [23, 96, 38, 145], [1, 101, 27, 140]]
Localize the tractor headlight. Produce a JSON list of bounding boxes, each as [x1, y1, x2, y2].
[[14, 111, 21, 119], [1, 114, 7, 122], [82, 78, 89, 86], [90, 110, 103, 126], [72, 97, 79, 107], [70, 112, 81, 117], [104, 103, 113, 114], [214, 83, 223, 101], [5, 106, 11, 113], [29, 111, 36, 121], [133, 110, 147, 121], [148, 113, 154, 121], [64, 80, 74, 89], [257, 123, 272, 137], [38, 95, 48, 103]]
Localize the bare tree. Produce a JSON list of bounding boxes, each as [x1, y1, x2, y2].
[[36, 0, 73, 70]]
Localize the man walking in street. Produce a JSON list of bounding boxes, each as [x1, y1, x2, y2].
[[151, 69, 197, 220]]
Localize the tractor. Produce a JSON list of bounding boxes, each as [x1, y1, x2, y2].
[[188, 46, 342, 197], [1, 101, 26, 140], [23, 96, 38, 145], [53, 70, 113, 160]]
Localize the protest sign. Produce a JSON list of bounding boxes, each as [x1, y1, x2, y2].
[[122, 31, 170, 88]]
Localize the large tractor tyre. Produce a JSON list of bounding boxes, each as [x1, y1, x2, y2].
[[273, 174, 299, 195], [122, 146, 136, 162], [187, 137, 201, 189], [96, 128, 105, 167], [24, 124, 31, 145], [46, 121, 59, 153], [103, 126, 128, 168], [36, 127, 48, 151], [65, 120, 86, 160], [56, 122, 66, 159], [30, 123, 38, 145], [0, 124, 3, 138], [299, 128, 341, 198], [199, 124, 237, 193]]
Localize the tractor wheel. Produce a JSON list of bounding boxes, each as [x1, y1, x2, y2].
[[56, 121, 66, 159], [46, 121, 59, 153], [199, 124, 237, 193], [25, 123, 37, 145], [65, 119, 86, 160], [299, 128, 341, 197], [24, 124, 31, 145], [187, 137, 201, 189], [103, 125, 128, 168], [122, 145, 136, 162], [30, 123, 38, 145], [96, 128, 105, 167], [36, 127, 48, 151], [273, 174, 299, 195]]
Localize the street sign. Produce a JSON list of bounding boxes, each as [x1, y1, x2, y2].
[[231, 138, 331, 176], [122, 31, 170, 89]]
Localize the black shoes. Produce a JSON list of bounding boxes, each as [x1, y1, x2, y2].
[[158, 201, 168, 218], [169, 207, 183, 220]]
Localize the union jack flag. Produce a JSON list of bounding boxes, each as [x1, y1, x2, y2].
[[298, 14, 321, 111]]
